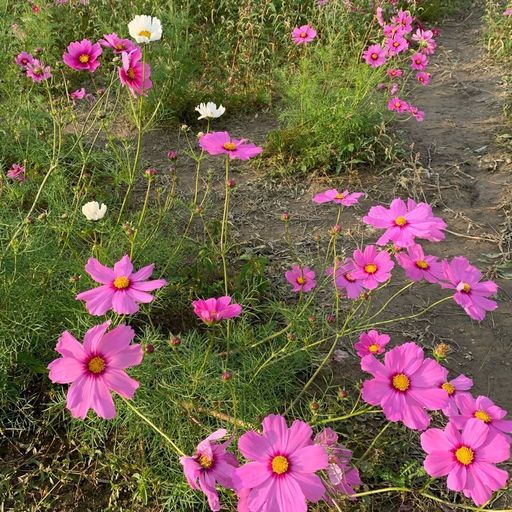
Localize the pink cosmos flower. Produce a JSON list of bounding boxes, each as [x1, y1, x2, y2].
[[412, 29, 437, 55], [99, 32, 137, 54], [180, 429, 239, 511], [285, 265, 316, 293], [70, 88, 86, 100], [63, 39, 102, 72], [383, 24, 405, 38], [416, 71, 431, 86], [395, 243, 444, 283], [26, 59, 52, 82], [76, 255, 167, 316], [119, 48, 152, 97], [291, 24, 317, 45], [326, 260, 365, 299], [233, 414, 329, 512], [387, 68, 403, 79], [192, 296, 242, 325], [312, 189, 364, 206], [421, 419, 510, 506], [387, 96, 409, 113], [314, 428, 361, 497], [6, 163, 26, 181], [47, 321, 143, 419], [437, 368, 473, 416], [15, 51, 34, 68], [199, 131, 263, 161], [411, 52, 428, 71], [408, 104, 425, 122], [386, 35, 409, 55], [392, 10, 414, 33], [354, 330, 390, 357], [449, 395, 512, 441], [351, 245, 394, 290], [363, 44, 387, 67], [363, 198, 447, 248], [441, 256, 498, 321], [376, 6, 385, 27], [361, 342, 448, 430]]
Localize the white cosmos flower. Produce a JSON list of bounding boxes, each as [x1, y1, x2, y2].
[[82, 201, 107, 221], [195, 102, 226, 120], [128, 15, 162, 44]]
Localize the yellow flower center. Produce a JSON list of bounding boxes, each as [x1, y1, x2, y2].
[[364, 264, 378, 274], [442, 382, 455, 395], [416, 260, 429, 270], [395, 216, 407, 226], [139, 30, 152, 38], [223, 142, 236, 151], [461, 283, 471, 293], [335, 193, 345, 200], [271, 455, 289, 475], [296, 276, 306, 285], [455, 446, 474, 466], [474, 410, 491, 423], [79, 54, 90, 64], [127, 67, 136, 80], [114, 44, 125, 50], [393, 41, 400, 48], [368, 343, 380, 353], [113, 276, 130, 289], [198, 454, 214, 469], [87, 356, 106, 374], [392, 373, 410, 392]]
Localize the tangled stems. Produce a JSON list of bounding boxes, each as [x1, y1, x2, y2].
[[121, 397, 184, 457]]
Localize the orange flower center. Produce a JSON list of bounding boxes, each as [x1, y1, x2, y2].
[[395, 216, 407, 226], [198, 454, 214, 469], [368, 343, 380, 353], [127, 67, 136, 79], [455, 446, 474, 466], [114, 44, 125, 50], [79, 54, 90, 64], [271, 455, 289, 475], [113, 276, 130, 289], [392, 373, 410, 392], [296, 276, 306, 285], [442, 382, 455, 395], [364, 264, 378, 274], [87, 356, 106, 374], [335, 193, 345, 200], [474, 410, 491, 423], [371, 52, 378, 60], [461, 283, 471, 293], [139, 30, 152, 38], [416, 260, 429, 270], [223, 142, 236, 151]]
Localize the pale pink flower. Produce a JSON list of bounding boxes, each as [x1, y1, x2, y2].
[[15, 51, 34, 68], [26, 59, 52, 82], [70, 88, 86, 100]]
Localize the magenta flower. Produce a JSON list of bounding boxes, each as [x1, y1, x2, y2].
[[363, 198, 447, 248], [192, 296, 242, 325], [199, 131, 263, 160], [361, 342, 448, 430], [354, 330, 390, 357], [437, 368, 473, 416], [411, 52, 428, 71], [417, 71, 431, 86], [47, 321, 143, 419], [312, 189, 364, 206], [363, 44, 387, 67], [180, 429, 238, 511], [285, 265, 316, 293], [383, 24, 405, 38], [326, 260, 365, 299], [385, 35, 409, 55], [408, 104, 425, 122], [119, 48, 152, 97], [396, 243, 444, 283], [387, 96, 409, 113], [351, 245, 394, 290], [99, 32, 137, 54], [76, 255, 167, 316], [233, 414, 329, 512], [392, 10, 414, 33], [449, 395, 512, 441], [376, 6, 385, 27], [421, 419, 510, 506], [441, 256, 498, 321], [291, 24, 317, 45], [387, 68, 403, 79], [314, 428, 361, 497], [70, 88, 86, 101], [63, 39, 102, 72], [15, 51, 34, 68], [6, 163, 26, 181], [412, 29, 437, 55], [26, 59, 52, 82]]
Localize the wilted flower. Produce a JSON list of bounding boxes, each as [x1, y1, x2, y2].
[[82, 201, 107, 221], [195, 102, 226, 120], [128, 15, 162, 43], [6, 163, 26, 181], [63, 39, 102, 72], [70, 88, 86, 101]]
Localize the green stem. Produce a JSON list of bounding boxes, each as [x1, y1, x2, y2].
[[314, 408, 379, 426], [130, 176, 152, 258], [357, 422, 391, 462]]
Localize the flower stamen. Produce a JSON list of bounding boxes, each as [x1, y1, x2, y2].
[[455, 446, 474, 466], [392, 373, 410, 392], [113, 276, 130, 289], [87, 356, 106, 374], [271, 455, 289, 475]]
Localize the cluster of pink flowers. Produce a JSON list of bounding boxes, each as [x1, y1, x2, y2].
[[360, 340, 511, 505], [16, 51, 52, 83], [363, 6, 439, 122]]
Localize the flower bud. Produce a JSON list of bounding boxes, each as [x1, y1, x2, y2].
[[169, 336, 181, 347], [144, 344, 155, 354], [221, 371, 232, 381]]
